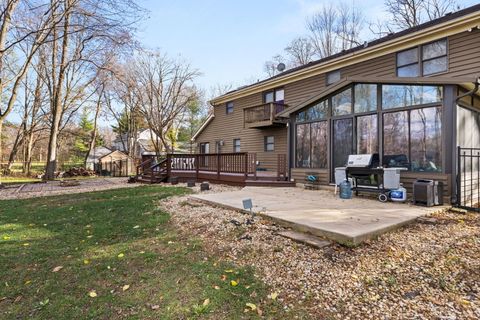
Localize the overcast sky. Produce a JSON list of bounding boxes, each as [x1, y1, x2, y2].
[[137, 0, 479, 94]]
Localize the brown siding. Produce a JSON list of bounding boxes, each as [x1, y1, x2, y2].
[[195, 29, 479, 192], [448, 29, 480, 78], [196, 92, 287, 171]]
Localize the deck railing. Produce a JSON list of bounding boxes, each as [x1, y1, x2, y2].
[[244, 102, 287, 124]]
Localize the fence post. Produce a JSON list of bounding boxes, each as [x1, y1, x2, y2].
[[457, 146, 461, 206]]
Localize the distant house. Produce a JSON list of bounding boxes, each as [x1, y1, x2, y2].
[[85, 146, 112, 170], [112, 129, 158, 158]]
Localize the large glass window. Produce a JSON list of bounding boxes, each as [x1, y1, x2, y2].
[[311, 122, 328, 168], [296, 122, 328, 168], [296, 100, 328, 122], [383, 111, 409, 167], [333, 118, 353, 168], [382, 85, 442, 109], [383, 107, 442, 171], [296, 124, 311, 168], [354, 84, 377, 113], [410, 107, 442, 172], [332, 88, 352, 116], [357, 114, 378, 154]]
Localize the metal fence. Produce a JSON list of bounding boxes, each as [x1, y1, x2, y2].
[[457, 147, 480, 211]]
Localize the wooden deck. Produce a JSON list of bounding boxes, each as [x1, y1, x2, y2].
[[136, 153, 294, 187]]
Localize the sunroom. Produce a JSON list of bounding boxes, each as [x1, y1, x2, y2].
[[281, 80, 466, 202]]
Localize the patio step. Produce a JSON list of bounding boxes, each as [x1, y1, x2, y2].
[[245, 180, 295, 187], [277, 230, 331, 249]]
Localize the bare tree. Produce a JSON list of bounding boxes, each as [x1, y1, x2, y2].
[[263, 54, 286, 77], [42, 0, 143, 180], [383, 0, 459, 31], [285, 37, 315, 67], [132, 50, 201, 155], [424, 0, 459, 20], [307, 4, 338, 58], [0, 0, 63, 173], [336, 3, 364, 50]]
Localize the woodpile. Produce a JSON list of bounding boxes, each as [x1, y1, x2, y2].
[[62, 167, 96, 178]]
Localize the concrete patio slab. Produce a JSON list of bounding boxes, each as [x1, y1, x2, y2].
[[191, 187, 451, 245]]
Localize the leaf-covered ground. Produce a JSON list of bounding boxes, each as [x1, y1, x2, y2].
[[0, 186, 286, 319]]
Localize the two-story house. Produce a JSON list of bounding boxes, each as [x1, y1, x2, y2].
[[192, 4, 480, 204]]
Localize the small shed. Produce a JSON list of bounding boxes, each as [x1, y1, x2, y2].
[[98, 150, 136, 176], [85, 146, 112, 170]]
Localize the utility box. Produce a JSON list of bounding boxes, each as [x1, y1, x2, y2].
[[383, 168, 403, 189], [413, 179, 444, 206]]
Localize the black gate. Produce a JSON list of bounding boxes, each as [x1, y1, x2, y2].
[[457, 147, 480, 211]]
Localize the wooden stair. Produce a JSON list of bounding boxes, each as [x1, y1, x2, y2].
[[135, 158, 168, 184]]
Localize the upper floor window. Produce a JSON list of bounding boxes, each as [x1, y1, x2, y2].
[[422, 39, 447, 75], [226, 101, 234, 114], [264, 88, 285, 104], [264, 136, 275, 152], [326, 70, 341, 85], [233, 138, 241, 152], [396, 39, 447, 77]]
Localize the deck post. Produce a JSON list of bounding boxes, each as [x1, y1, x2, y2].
[[244, 153, 248, 181], [217, 153, 221, 180], [195, 154, 199, 180], [166, 154, 171, 180], [253, 153, 257, 181]]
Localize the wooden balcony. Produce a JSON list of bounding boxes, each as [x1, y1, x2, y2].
[[244, 103, 288, 128]]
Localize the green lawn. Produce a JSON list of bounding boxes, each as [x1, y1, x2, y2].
[[0, 186, 283, 319]]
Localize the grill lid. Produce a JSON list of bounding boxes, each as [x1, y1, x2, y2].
[[346, 154, 379, 167]]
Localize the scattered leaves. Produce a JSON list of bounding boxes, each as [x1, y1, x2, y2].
[[117, 253, 124, 258], [88, 290, 97, 298], [122, 284, 130, 292], [52, 266, 63, 273], [245, 302, 257, 311], [83, 259, 90, 265], [230, 280, 238, 287], [203, 298, 210, 306]]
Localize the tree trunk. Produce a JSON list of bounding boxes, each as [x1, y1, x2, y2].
[[44, 1, 71, 180], [84, 87, 103, 166]]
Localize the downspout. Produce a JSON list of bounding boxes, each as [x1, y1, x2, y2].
[[455, 78, 480, 104]]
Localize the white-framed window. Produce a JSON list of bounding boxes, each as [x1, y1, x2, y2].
[[264, 136, 275, 152], [233, 138, 241, 152], [226, 101, 234, 114]]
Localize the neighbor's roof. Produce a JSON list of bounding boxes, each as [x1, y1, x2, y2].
[[211, 3, 480, 105]]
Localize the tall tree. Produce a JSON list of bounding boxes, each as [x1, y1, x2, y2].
[[285, 37, 316, 67], [43, 0, 143, 179], [132, 50, 200, 155]]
